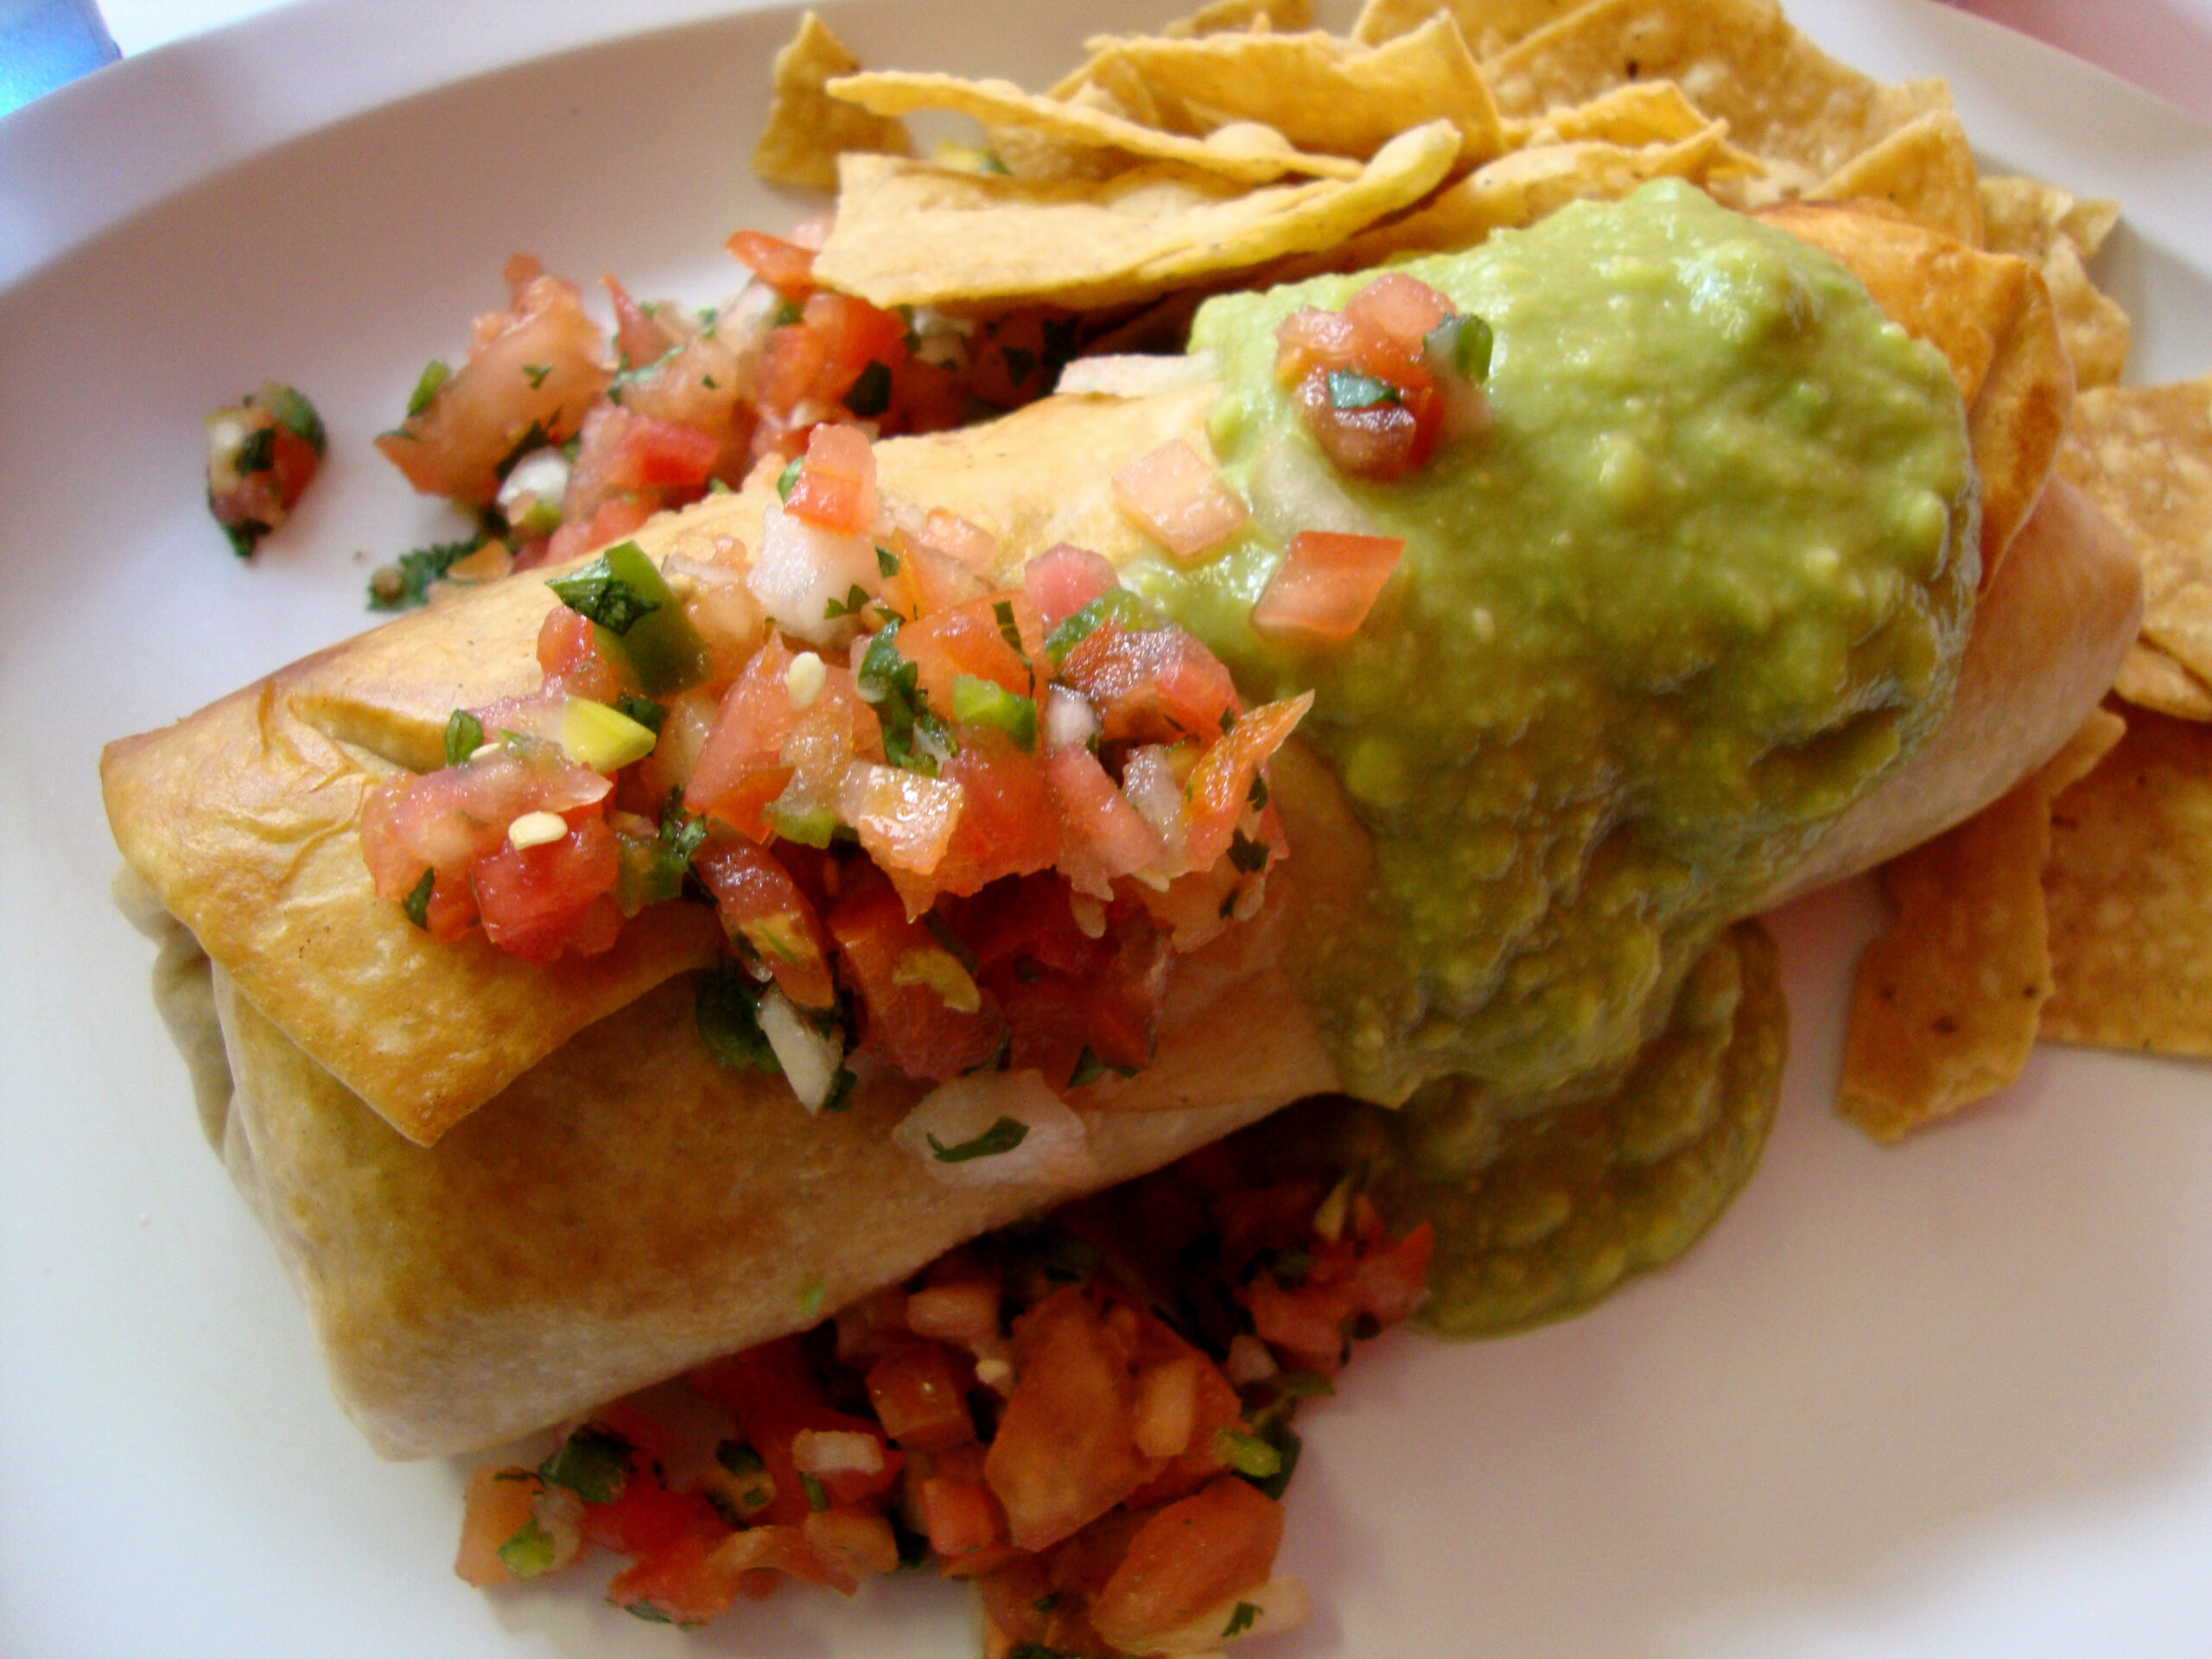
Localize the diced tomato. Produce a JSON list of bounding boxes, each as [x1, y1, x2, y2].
[[564, 403, 720, 517], [1110, 441, 1249, 563], [454, 1465, 543, 1586], [544, 494, 657, 566], [727, 230, 817, 300], [928, 729, 1060, 898], [607, 1531, 740, 1626], [709, 1522, 845, 1596], [984, 1287, 1153, 1553], [918, 510, 999, 575], [829, 880, 1006, 1080], [1294, 370, 1440, 481], [867, 1344, 976, 1452], [1058, 624, 1241, 747], [897, 593, 1042, 708], [785, 423, 879, 534], [1274, 273, 1459, 482], [585, 1475, 728, 1560], [1044, 745, 1161, 899], [842, 762, 966, 888], [757, 321, 830, 415], [803, 1507, 902, 1586], [800, 290, 910, 414], [535, 603, 629, 703], [604, 273, 680, 370], [1182, 693, 1313, 871], [1022, 543, 1119, 629], [1343, 271, 1455, 378], [686, 639, 798, 825], [1251, 530, 1405, 642], [1084, 917, 1170, 1075], [360, 749, 611, 919], [1352, 1219, 1435, 1326], [1089, 1478, 1285, 1652], [1242, 1272, 1354, 1375], [918, 1475, 1004, 1561], [693, 839, 837, 1008], [472, 815, 624, 963]]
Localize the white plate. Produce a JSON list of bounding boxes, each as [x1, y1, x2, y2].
[[4, 3, 2210, 1655]]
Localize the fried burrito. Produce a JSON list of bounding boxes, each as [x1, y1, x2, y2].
[[103, 183, 2138, 1458]]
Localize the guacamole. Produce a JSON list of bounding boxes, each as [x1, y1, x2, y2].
[[1133, 182, 1976, 1327]]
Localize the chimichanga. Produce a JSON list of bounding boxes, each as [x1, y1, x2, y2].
[[103, 187, 2139, 1459]]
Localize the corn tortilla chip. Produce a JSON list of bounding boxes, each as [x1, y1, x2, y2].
[[1164, 0, 1313, 36], [1813, 108, 1982, 247], [1353, 0, 1584, 56], [2060, 377, 2212, 689], [1838, 708, 2126, 1141], [1484, 0, 1948, 185], [812, 120, 1459, 310], [753, 12, 913, 193], [1981, 176, 2129, 388], [1332, 127, 1733, 264], [2044, 710, 2212, 1056], [2115, 642, 2212, 721], [828, 71, 1359, 183], [1761, 200, 2072, 586], [1078, 17, 1508, 168], [1529, 79, 1732, 146]]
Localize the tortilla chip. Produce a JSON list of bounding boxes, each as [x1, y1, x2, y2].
[[1352, 0, 1584, 56], [1484, 0, 1947, 186], [1078, 17, 1509, 168], [1761, 200, 2072, 585], [2044, 710, 2212, 1056], [752, 12, 913, 193], [2060, 377, 2212, 688], [1838, 708, 2126, 1141], [1332, 126, 1732, 264], [1163, 0, 1313, 36], [1531, 79, 1729, 145], [1813, 108, 1982, 247], [828, 71, 1358, 184], [2115, 642, 2212, 721], [1981, 176, 2129, 388], [811, 120, 1460, 310]]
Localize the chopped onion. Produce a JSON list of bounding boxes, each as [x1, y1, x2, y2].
[[1119, 745, 1192, 873], [892, 1070, 1092, 1187], [1248, 433, 1382, 543], [746, 501, 881, 645], [791, 1429, 884, 1479], [758, 986, 843, 1112], [1042, 685, 1101, 753], [1145, 1578, 1313, 1654]]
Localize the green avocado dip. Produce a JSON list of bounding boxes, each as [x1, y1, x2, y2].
[[1130, 181, 1978, 1332]]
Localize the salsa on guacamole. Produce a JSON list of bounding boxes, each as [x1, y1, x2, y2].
[[1135, 182, 1977, 1326]]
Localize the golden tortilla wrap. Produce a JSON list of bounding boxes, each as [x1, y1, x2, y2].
[[102, 201, 2136, 1459]]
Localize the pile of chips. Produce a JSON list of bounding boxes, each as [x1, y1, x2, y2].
[[747, 0, 2210, 1138]]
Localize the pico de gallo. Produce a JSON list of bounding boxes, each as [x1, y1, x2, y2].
[[454, 1128, 1433, 1656], [359, 423, 1311, 1121], [366, 222, 1101, 604], [204, 380, 326, 556]]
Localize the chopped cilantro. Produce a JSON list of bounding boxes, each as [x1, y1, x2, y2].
[[798, 1279, 825, 1319], [442, 709, 485, 768], [1042, 588, 1154, 664], [1249, 772, 1269, 810], [548, 554, 662, 635], [1246, 1421, 1301, 1500], [1326, 368, 1400, 411], [614, 691, 667, 734], [1224, 1601, 1261, 1638], [844, 359, 893, 418], [876, 545, 901, 578], [695, 964, 781, 1074], [235, 425, 275, 474], [821, 1066, 858, 1113], [521, 362, 553, 389], [927, 1116, 1030, 1163], [493, 418, 552, 480], [1001, 344, 1037, 385], [538, 1423, 632, 1504], [772, 298, 804, 328], [256, 383, 325, 454], [823, 584, 874, 620], [800, 1473, 830, 1512], [1008, 1646, 1080, 1659], [622, 1603, 676, 1624], [404, 359, 449, 417], [1228, 829, 1270, 874], [715, 1440, 765, 1476], [856, 620, 955, 773], [400, 868, 435, 929], [1425, 311, 1495, 381], [1067, 1045, 1139, 1088], [366, 532, 486, 611], [922, 911, 980, 974], [991, 597, 1030, 667], [1033, 1593, 1060, 1615], [776, 457, 803, 502]]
